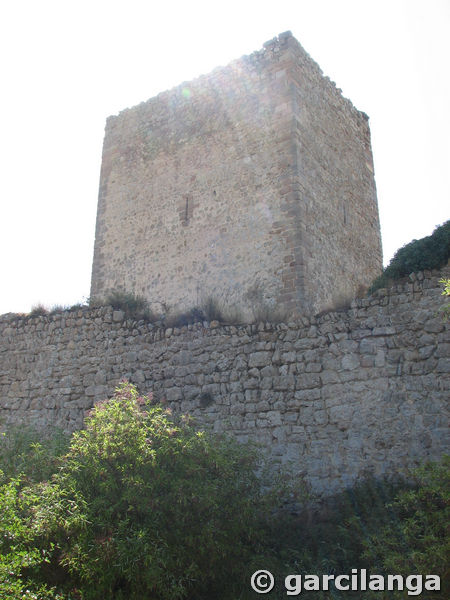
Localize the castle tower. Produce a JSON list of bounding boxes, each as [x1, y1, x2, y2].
[[90, 32, 382, 318]]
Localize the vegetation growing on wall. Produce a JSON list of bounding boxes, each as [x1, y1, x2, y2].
[[87, 292, 243, 326], [440, 277, 450, 321], [164, 296, 227, 327], [0, 383, 447, 599], [370, 220, 450, 292], [89, 290, 156, 322], [28, 303, 86, 318]]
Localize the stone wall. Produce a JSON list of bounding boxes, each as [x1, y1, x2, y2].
[[288, 37, 382, 311], [90, 32, 382, 318], [1, 268, 448, 495]]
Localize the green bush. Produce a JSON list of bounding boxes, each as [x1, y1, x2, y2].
[[282, 477, 407, 598], [0, 426, 69, 482], [370, 220, 450, 292], [0, 383, 300, 599], [59, 383, 298, 599], [440, 278, 450, 322], [0, 386, 447, 599], [0, 472, 86, 599], [271, 462, 447, 599], [361, 457, 449, 599]]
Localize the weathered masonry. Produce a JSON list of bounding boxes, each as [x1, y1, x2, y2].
[[2, 269, 448, 496], [90, 32, 382, 318]]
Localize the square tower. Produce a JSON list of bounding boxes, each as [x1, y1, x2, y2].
[[90, 32, 382, 318]]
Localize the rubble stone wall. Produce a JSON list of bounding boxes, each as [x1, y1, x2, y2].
[[90, 32, 382, 318], [1, 268, 448, 495]]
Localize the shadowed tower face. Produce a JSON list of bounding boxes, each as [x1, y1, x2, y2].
[[90, 32, 382, 319]]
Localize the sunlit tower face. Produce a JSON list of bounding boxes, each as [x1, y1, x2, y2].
[[91, 32, 381, 319]]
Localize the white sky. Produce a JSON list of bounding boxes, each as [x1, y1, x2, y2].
[[0, 0, 448, 315]]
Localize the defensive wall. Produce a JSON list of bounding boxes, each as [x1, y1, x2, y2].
[[1, 267, 448, 496]]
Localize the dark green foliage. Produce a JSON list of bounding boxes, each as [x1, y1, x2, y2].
[[0, 426, 69, 483], [282, 477, 407, 598], [0, 383, 301, 599], [370, 220, 450, 292], [0, 427, 72, 600], [284, 461, 448, 599], [0, 475, 61, 599], [362, 457, 449, 599], [0, 390, 447, 599], [57, 383, 299, 599]]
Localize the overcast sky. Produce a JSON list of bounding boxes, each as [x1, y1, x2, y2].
[[1, 0, 448, 315]]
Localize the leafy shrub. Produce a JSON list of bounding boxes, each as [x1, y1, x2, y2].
[[0, 426, 69, 482], [283, 477, 407, 598], [361, 457, 449, 599], [279, 462, 448, 599], [0, 383, 301, 599], [0, 473, 83, 599], [370, 220, 450, 292], [59, 383, 299, 599], [1, 387, 447, 599]]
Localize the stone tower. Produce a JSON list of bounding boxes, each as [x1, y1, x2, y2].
[[90, 32, 382, 318]]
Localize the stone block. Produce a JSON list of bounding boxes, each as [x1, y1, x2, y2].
[[243, 378, 260, 390], [424, 318, 444, 334], [248, 351, 272, 368], [296, 373, 321, 389], [341, 353, 360, 370], [436, 358, 450, 373], [266, 410, 282, 426], [374, 350, 385, 367], [165, 387, 183, 402], [273, 375, 295, 390], [320, 370, 339, 384], [281, 351, 296, 363]]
